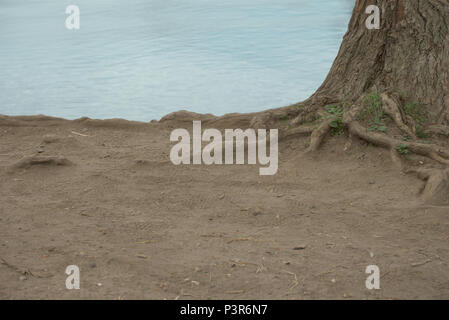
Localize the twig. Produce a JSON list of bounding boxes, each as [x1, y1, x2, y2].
[[282, 270, 299, 291], [411, 259, 432, 267], [71, 131, 89, 137], [226, 290, 245, 294]]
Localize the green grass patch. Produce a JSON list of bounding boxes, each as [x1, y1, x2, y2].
[[324, 104, 345, 136], [396, 143, 410, 155], [403, 99, 429, 139], [404, 101, 428, 125], [359, 92, 387, 132]]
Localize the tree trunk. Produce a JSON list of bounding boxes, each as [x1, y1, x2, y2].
[[280, 0, 449, 204], [311, 0, 449, 124]]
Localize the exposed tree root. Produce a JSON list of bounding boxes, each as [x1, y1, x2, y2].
[[282, 125, 315, 139], [407, 168, 449, 205], [306, 118, 334, 153], [293, 117, 449, 165], [11, 155, 73, 170], [381, 93, 417, 139], [427, 125, 449, 137], [280, 92, 449, 204], [389, 148, 404, 170], [348, 121, 449, 165]]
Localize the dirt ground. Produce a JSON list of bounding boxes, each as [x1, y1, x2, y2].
[[0, 114, 448, 299]]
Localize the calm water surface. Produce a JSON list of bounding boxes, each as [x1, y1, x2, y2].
[[0, 0, 354, 121]]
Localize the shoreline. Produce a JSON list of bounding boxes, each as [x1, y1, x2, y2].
[[0, 100, 299, 127]]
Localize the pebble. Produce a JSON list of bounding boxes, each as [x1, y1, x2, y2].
[[250, 207, 262, 216]]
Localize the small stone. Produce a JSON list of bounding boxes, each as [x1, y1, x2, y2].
[[293, 245, 307, 250], [218, 193, 225, 200], [19, 276, 27, 281], [250, 207, 262, 216], [136, 254, 148, 259]]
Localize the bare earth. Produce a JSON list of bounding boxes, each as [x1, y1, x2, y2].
[[0, 114, 448, 299]]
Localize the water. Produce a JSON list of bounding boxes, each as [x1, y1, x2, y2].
[[0, 0, 354, 121]]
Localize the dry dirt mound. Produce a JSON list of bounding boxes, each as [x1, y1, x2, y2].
[[10, 154, 73, 170]]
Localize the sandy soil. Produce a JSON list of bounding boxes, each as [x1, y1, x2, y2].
[[0, 114, 448, 299]]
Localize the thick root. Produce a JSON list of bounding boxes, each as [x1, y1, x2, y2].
[[381, 93, 417, 139], [427, 125, 449, 137], [348, 121, 449, 165], [282, 125, 315, 139], [390, 148, 404, 169], [306, 118, 334, 152], [408, 168, 449, 205]]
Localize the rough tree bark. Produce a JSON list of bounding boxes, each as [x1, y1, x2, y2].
[[312, 0, 449, 123], [281, 0, 449, 204]]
